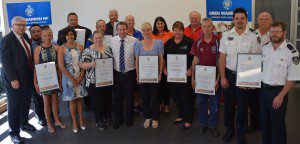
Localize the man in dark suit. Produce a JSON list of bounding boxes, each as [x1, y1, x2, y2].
[[1, 16, 36, 144]]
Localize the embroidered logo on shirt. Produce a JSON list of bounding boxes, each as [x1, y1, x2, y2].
[[293, 57, 299, 65], [180, 46, 187, 50], [227, 37, 233, 41]]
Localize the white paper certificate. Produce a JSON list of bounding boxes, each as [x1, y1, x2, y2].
[[75, 29, 86, 48], [236, 54, 262, 88], [95, 58, 114, 87], [195, 65, 216, 95], [138, 56, 159, 83], [167, 54, 187, 83], [35, 62, 59, 92]]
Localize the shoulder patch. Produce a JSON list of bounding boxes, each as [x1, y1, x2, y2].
[[293, 57, 299, 65], [263, 41, 270, 47], [249, 28, 255, 33], [287, 43, 297, 53]]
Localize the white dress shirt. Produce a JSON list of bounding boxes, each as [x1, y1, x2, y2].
[[111, 35, 138, 72], [219, 27, 259, 71], [254, 29, 270, 53], [13, 31, 31, 57], [261, 40, 298, 85]]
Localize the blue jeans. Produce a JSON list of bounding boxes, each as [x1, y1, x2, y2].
[[196, 89, 220, 129]]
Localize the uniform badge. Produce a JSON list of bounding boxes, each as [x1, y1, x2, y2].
[[227, 37, 233, 41], [293, 57, 299, 65], [257, 37, 261, 44]]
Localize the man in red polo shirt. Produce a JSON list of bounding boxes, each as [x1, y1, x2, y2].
[[191, 17, 221, 137], [184, 11, 203, 40]]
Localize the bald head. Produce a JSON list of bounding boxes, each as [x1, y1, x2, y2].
[[125, 15, 135, 29], [189, 11, 201, 27], [257, 12, 273, 30]]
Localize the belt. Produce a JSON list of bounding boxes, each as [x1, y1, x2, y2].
[[226, 68, 236, 75], [261, 82, 284, 89]]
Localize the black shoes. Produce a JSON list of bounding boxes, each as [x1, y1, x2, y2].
[[126, 121, 133, 127], [21, 123, 36, 132], [223, 130, 234, 142], [237, 134, 247, 144], [210, 128, 220, 137], [198, 126, 207, 135], [113, 123, 121, 129], [172, 119, 184, 125], [96, 121, 107, 130], [10, 135, 23, 144]]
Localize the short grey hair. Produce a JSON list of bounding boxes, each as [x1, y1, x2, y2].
[[109, 9, 118, 15], [11, 16, 26, 27], [201, 17, 213, 23]]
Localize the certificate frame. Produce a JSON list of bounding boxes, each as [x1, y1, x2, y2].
[[236, 53, 262, 88], [95, 58, 114, 87], [35, 62, 59, 92], [195, 65, 216, 95], [167, 54, 187, 83], [138, 55, 159, 83]]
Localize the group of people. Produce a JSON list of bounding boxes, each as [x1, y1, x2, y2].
[[0, 7, 298, 144]]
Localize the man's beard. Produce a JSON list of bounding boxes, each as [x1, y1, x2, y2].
[[270, 36, 284, 43]]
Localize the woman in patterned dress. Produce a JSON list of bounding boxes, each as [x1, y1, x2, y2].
[[58, 27, 88, 133], [79, 30, 113, 130], [33, 28, 66, 133]]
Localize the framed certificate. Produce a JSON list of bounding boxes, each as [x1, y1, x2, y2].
[[236, 53, 262, 88], [195, 65, 216, 95], [75, 29, 86, 48], [95, 58, 114, 87], [138, 56, 159, 83], [35, 62, 59, 92], [167, 54, 187, 83]]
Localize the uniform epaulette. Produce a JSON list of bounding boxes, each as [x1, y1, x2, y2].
[[249, 28, 256, 33], [263, 41, 270, 47], [287, 43, 298, 53]]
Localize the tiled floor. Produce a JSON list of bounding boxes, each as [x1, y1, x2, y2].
[[0, 86, 299, 144]]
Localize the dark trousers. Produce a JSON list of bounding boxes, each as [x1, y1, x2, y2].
[[139, 83, 160, 120], [87, 84, 111, 122], [159, 74, 170, 106], [236, 88, 256, 135], [32, 89, 45, 120], [260, 84, 287, 144], [6, 86, 32, 137], [248, 89, 260, 129], [168, 79, 194, 123], [196, 88, 221, 129], [112, 70, 135, 124], [223, 69, 237, 132]]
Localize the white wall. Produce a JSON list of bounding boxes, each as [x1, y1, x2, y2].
[[1, 0, 207, 39]]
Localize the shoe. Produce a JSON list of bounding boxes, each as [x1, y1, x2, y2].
[[48, 126, 55, 134], [54, 123, 67, 129], [113, 123, 121, 129], [72, 128, 78, 133], [20, 123, 36, 132], [10, 135, 23, 144], [143, 119, 151, 128], [223, 130, 234, 142], [198, 126, 207, 135], [38, 119, 47, 126], [96, 121, 107, 130], [210, 128, 219, 137], [134, 105, 144, 115], [172, 119, 184, 125], [238, 134, 247, 144], [80, 125, 86, 130], [126, 121, 133, 127], [182, 123, 191, 130], [104, 119, 112, 126], [245, 126, 257, 133], [152, 120, 159, 128]]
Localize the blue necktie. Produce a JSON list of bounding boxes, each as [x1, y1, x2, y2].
[[119, 40, 125, 72]]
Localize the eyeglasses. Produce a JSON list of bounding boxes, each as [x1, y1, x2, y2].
[[269, 31, 283, 34], [14, 23, 26, 27]]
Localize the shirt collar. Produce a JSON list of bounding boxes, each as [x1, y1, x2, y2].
[[200, 33, 217, 44], [229, 27, 251, 35], [13, 31, 23, 39], [278, 39, 288, 50], [257, 28, 269, 37], [117, 35, 129, 42]]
